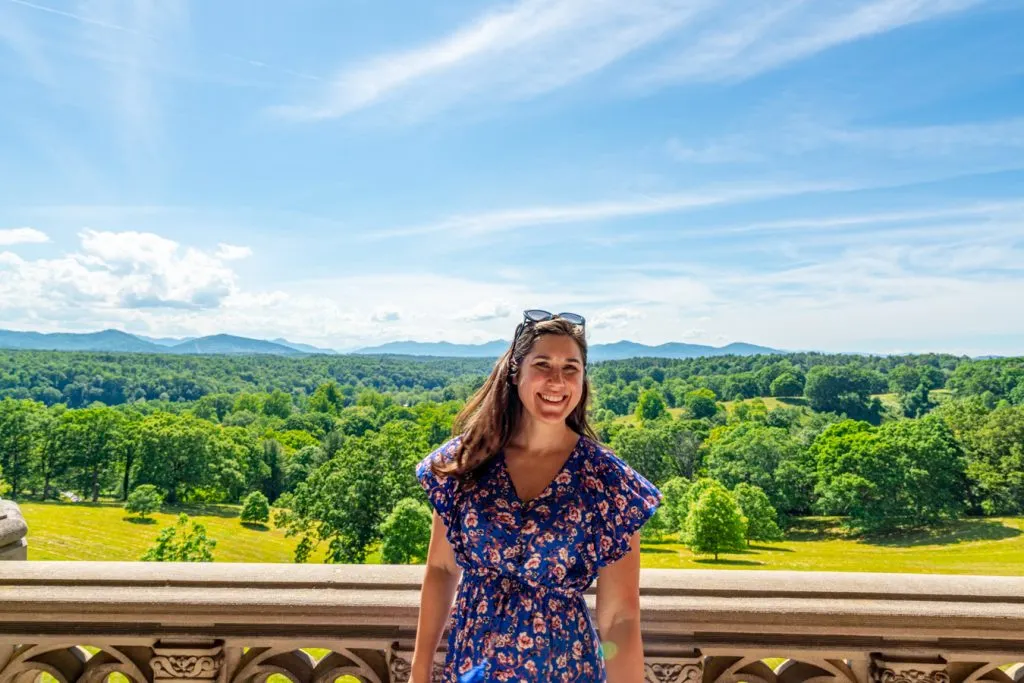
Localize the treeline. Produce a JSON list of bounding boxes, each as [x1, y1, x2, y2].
[[0, 350, 492, 407], [0, 351, 1022, 562]]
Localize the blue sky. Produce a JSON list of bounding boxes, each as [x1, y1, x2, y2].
[[1, 0, 1023, 355]]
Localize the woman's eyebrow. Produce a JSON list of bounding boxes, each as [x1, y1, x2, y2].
[[533, 354, 582, 365]]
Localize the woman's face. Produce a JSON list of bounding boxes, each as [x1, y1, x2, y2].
[[515, 333, 585, 425]]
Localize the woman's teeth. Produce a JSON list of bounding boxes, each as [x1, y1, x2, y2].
[[540, 393, 566, 404]]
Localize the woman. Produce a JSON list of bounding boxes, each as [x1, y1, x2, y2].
[[411, 310, 662, 682]]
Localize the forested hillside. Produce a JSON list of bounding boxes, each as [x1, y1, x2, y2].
[[1, 349, 1022, 562]]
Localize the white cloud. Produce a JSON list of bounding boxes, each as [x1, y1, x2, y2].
[[216, 243, 253, 260], [371, 309, 401, 323], [0, 229, 240, 314], [458, 301, 513, 322], [0, 227, 49, 245]]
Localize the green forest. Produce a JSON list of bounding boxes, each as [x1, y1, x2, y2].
[[1, 348, 1022, 564]]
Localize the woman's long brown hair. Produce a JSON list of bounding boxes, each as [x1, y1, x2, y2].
[[431, 317, 596, 478]]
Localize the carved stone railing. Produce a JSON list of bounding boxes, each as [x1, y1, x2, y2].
[[0, 563, 1022, 683], [0, 501, 27, 561]]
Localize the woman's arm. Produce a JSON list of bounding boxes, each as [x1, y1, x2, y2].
[[596, 531, 645, 683], [410, 511, 462, 683]]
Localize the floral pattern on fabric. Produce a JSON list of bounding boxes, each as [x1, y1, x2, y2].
[[415, 433, 662, 682]]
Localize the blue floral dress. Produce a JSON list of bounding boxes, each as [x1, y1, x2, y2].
[[415, 433, 662, 682]]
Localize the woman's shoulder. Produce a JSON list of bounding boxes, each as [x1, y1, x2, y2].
[[578, 435, 662, 500], [415, 435, 463, 479], [577, 436, 630, 479]]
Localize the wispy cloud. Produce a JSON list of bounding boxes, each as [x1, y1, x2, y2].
[[0, 0, 55, 85], [0, 227, 50, 245], [638, 0, 984, 87], [274, 0, 985, 122], [368, 180, 850, 239], [273, 0, 706, 121]]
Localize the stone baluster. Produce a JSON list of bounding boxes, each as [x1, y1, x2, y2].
[[0, 500, 27, 561]]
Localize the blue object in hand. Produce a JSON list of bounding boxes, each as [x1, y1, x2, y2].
[[459, 660, 488, 683]]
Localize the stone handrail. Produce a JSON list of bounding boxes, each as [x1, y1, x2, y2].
[[0, 562, 1022, 683], [0, 501, 27, 561]]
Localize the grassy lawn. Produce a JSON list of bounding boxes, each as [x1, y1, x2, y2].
[[17, 501, 1024, 575], [19, 500, 331, 563], [639, 516, 1024, 575]]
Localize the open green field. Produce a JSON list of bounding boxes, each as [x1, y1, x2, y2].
[[20, 501, 332, 563], [640, 516, 1024, 575], [616, 390, 953, 424], [18, 501, 1024, 575]]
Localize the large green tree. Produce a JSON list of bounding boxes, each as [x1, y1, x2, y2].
[[813, 417, 966, 533], [684, 483, 747, 560], [275, 420, 428, 563]]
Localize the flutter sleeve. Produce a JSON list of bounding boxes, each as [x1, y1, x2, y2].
[[415, 437, 463, 531], [590, 448, 663, 568]]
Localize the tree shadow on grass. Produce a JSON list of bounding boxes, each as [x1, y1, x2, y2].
[[639, 547, 677, 554], [241, 522, 270, 532], [747, 544, 794, 553], [122, 516, 157, 525], [164, 504, 239, 519], [783, 517, 846, 542], [777, 397, 809, 407], [861, 519, 1021, 548], [693, 558, 765, 567]]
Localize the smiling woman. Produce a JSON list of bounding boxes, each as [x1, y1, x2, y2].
[[410, 310, 663, 683]]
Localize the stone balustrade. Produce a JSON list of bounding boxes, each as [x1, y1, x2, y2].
[[0, 501, 27, 561], [0, 562, 1022, 683]]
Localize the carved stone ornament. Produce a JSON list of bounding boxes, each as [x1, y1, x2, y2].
[[151, 645, 223, 682], [647, 657, 705, 683], [872, 658, 950, 683]]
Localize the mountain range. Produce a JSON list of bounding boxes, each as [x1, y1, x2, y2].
[[352, 339, 779, 361], [0, 328, 779, 360]]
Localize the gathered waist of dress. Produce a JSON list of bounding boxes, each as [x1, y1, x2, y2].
[[460, 565, 585, 598]]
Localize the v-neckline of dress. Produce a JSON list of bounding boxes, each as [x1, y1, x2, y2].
[[499, 433, 584, 509]]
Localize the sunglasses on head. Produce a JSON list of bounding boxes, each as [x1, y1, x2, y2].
[[511, 309, 586, 348]]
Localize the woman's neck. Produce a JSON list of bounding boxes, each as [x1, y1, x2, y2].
[[509, 414, 578, 456]]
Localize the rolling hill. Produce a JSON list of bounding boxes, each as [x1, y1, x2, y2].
[[353, 339, 780, 360], [0, 329, 781, 360]]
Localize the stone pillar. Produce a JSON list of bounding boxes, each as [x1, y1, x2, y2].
[[0, 500, 27, 561]]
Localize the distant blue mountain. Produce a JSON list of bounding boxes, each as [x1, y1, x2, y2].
[[354, 339, 780, 360], [0, 329, 161, 353], [167, 334, 304, 356], [353, 340, 513, 358], [0, 328, 781, 360]]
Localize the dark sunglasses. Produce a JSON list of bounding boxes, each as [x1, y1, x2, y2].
[[511, 309, 586, 348]]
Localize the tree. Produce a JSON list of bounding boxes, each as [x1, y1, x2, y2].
[[658, 476, 691, 533], [125, 484, 163, 520], [804, 366, 882, 423], [62, 406, 124, 502], [141, 513, 216, 562], [379, 497, 432, 564], [813, 416, 966, 533], [263, 390, 293, 419], [308, 382, 346, 416], [610, 426, 682, 485], [684, 484, 747, 560], [732, 483, 782, 544], [0, 463, 9, 498], [684, 389, 718, 419], [704, 423, 811, 516], [0, 399, 43, 497], [134, 413, 215, 504], [770, 372, 804, 397], [635, 389, 667, 421], [240, 491, 271, 524], [275, 421, 428, 563], [901, 383, 935, 418]]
